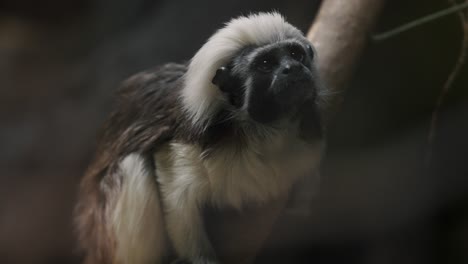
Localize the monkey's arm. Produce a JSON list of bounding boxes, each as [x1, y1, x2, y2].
[[155, 146, 218, 264], [162, 186, 217, 264]]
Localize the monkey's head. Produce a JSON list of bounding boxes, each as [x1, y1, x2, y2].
[[212, 39, 317, 124], [183, 12, 324, 128]]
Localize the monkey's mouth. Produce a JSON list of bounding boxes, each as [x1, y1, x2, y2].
[[248, 81, 314, 124], [276, 76, 315, 110], [247, 71, 315, 124]]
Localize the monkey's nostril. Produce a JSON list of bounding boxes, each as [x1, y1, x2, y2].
[[282, 65, 291, 74]]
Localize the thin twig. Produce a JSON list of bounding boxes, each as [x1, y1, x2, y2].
[[373, 1, 468, 41], [426, 0, 468, 164]]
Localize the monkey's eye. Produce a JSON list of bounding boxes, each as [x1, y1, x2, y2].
[[289, 46, 305, 62], [256, 58, 274, 73]]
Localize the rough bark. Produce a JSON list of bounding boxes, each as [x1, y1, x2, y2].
[[210, 0, 386, 263]]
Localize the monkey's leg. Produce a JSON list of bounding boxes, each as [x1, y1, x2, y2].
[[111, 154, 168, 264]]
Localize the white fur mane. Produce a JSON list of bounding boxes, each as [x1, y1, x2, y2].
[[182, 12, 305, 126]]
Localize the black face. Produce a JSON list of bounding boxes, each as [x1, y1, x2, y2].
[[212, 40, 318, 124]]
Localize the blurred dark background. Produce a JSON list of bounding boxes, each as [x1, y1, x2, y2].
[[1, 0, 467, 263]]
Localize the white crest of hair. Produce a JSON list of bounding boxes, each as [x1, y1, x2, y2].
[[111, 154, 167, 264], [182, 12, 304, 126]]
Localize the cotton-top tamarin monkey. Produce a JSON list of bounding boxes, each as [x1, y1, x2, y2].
[[75, 12, 325, 264]]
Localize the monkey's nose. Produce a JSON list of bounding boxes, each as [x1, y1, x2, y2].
[[281, 63, 300, 75]]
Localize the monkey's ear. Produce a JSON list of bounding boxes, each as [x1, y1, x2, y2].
[[212, 66, 243, 107], [211, 67, 230, 88]]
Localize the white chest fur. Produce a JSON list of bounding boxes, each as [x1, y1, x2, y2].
[[154, 126, 322, 210]]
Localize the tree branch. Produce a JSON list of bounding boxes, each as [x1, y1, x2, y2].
[[427, 0, 468, 164], [308, 0, 386, 121]]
